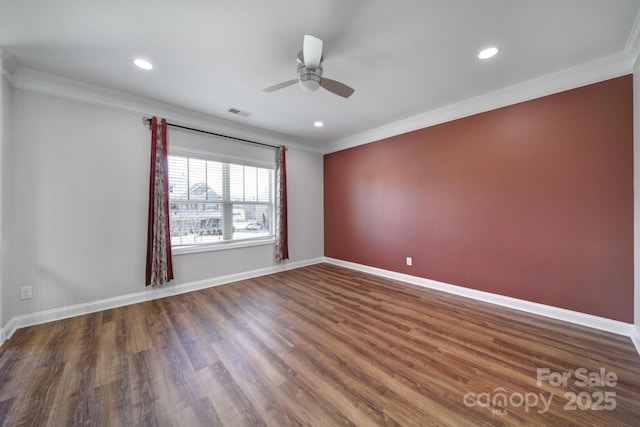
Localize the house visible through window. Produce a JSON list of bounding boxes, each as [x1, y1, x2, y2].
[[168, 153, 274, 248]]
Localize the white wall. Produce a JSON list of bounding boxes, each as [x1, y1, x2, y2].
[[285, 146, 324, 262], [0, 65, 10, 328], [6, 88, 323, 320]]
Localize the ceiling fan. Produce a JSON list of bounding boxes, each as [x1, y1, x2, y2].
[[263, 35, 355, 98]]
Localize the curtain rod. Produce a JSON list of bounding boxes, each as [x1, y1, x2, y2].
[[142, 117, 280, 150]]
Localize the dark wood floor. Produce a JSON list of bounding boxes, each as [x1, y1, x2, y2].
[[0, 263, 639, 426]]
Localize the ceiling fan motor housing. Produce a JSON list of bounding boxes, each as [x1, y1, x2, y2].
[[297, 52, 322, 92]]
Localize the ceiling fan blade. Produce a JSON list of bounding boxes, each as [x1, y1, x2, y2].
[[320, 78, 355, 98], [303, 35, 323, 70], [263, 79, 298, 93]]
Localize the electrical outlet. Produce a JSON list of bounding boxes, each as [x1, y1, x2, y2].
[[20, 286, 32, 300], [406, 257, 412, 266]]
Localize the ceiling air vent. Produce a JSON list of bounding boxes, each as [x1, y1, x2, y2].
[[227, 107, 252, 118]]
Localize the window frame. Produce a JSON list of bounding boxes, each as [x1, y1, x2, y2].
[[167, 148, 276, 254]]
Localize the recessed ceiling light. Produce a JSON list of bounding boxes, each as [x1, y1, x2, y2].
[[134, 59, 153, 70], [314, 121, 324, 127], [478, 47, 499, 60]]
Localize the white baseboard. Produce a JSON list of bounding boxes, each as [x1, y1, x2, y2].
[[323, 258, 635, 339], [4, 257, 638, 359], [632, 327, 640, 355], [0, 318, 14, 343], [0, 257, 323, 344]]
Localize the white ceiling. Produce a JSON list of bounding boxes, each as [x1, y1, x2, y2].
[[2, 0, 640, 149]]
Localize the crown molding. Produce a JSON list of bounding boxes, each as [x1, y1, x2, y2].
[[625, 7, 640, 72], [0, 50, 18, 79], [5, 48, 635, 157], [6, 67, 324, 154], [326, 53, 633, 154]]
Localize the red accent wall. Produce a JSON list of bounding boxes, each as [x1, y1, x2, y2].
[[324, 75, 633, 323]]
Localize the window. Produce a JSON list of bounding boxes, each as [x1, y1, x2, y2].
[[168, 153, 274, 249]]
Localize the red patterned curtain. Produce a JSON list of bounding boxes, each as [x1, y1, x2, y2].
[[275, 145, 289, 261], [146, 117, 174, 286]]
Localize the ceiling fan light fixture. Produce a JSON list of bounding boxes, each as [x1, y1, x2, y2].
[[298, 64, 322, 92], [301, 79, 320, 92]]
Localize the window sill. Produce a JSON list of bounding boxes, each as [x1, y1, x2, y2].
[[172, 237, 275, 256]]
